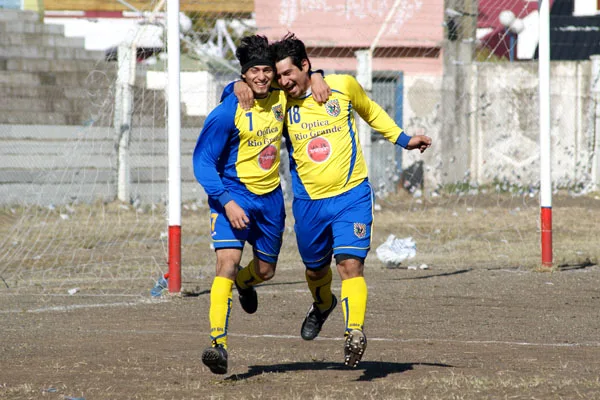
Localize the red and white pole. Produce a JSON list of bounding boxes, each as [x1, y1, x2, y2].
[[167, 0, 182, 291], [539, 0, 552, 267]]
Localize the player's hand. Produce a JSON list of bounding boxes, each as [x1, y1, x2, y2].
[[311, 73, 331, 104], [224, 200, 250, 230], [234, 81, 254, 110], [406, 135, 432, 153]]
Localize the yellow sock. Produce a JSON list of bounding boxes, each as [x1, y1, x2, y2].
[[306, 267, 334, 312], [341, 277, 368, 333], [235, 260, 264, 289], [209, 276, 233, 349]]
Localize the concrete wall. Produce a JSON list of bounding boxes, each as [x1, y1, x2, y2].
[[446, 59, 598, 191], [470, 61, 595, 188], [401, 74, 443, 188], [398, 58, 599, 192]]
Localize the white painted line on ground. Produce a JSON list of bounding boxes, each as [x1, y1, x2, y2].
[[228, 333, 600, 348], [0, 298, 165, 313], [2, 295, 599, 349], [15, 325, 593, 349]]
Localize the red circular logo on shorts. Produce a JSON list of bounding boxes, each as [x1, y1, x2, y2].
[[258, 144, 277, 170], [307, 137, 331, 163]]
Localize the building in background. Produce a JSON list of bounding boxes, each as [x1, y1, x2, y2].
[[542, 0, 600, 60], [477, 0, 600, 61], [255, 0, 444, 76], [476, 0, 540, 61]]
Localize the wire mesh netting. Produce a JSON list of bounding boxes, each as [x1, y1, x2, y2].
[[0, 1, 599, 295]]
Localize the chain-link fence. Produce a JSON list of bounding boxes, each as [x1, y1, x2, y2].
[[1, 1, 599, 293]]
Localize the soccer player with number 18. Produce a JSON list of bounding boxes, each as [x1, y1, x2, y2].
[[271, 33, 432, 367]]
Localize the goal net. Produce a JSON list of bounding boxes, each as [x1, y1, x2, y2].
[[0, 1, 598, 296]]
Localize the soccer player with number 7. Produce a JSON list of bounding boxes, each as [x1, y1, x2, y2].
[[233, 33, 432, 368], [192, 35, 330, 375]]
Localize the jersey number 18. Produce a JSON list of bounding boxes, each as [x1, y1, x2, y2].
[[287, 106, 301, 124]]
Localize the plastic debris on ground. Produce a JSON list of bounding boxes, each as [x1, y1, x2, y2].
[[150, 276, 168, 297], [375, 235, 417, 269]]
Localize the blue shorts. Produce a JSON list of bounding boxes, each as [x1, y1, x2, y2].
[[208, 186, 285, 264], [292, 180, 374, 269]]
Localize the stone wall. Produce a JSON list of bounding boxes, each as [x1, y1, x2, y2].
[[403, 58, 600, 192]]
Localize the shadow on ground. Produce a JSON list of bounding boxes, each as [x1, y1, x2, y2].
[[391, 268, 472, 281], [182, 280, 305, 297], [227, 361, 453, 382], [558, 259, 596, 271]]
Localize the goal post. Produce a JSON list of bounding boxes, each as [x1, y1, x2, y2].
[[539, 0, 552, 268], [167, 0, 181, 292]]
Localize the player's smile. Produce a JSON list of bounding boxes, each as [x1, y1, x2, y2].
[[283, 81, 298, 96]]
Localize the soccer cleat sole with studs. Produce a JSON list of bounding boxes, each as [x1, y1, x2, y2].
[[202, 345, 228, 375], [344, 329, 367, 368]]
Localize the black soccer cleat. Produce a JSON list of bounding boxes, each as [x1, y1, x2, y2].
[[301, 294, 338, 340], [202, 344, 228, 375], [344, 329, 367, 367], [235, 280, 258, 314]]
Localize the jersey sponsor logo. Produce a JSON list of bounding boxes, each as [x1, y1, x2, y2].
[[325, 99, 341, 117], [353, 222, 367, 238], [306, 136, 331, 163], [272, 104, 284, 122], [258, 144, 278, 170]]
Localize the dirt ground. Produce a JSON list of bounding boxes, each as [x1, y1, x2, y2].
[[1, 191, 600, 399]]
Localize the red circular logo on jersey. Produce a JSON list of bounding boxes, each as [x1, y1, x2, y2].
[[307, 137, 331, 163], [258, 144, 277, 170]]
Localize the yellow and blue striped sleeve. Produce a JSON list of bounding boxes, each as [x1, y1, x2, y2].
[[344, 76, 411, 148]]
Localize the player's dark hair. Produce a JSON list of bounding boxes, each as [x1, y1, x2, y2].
[[271, 32, 312, 71], [235, 35, 274, 74]]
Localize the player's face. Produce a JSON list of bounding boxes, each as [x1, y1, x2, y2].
[[242, 65, 274, 99], [276, 57, 310, 98]]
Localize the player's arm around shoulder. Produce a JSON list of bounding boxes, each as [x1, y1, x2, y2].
[[309, 70, 332, 103], [232, 80, 255, 110]]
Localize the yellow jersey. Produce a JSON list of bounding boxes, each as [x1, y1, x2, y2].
[[283, 74, 407, 200], [193, 88, 287, 205]]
